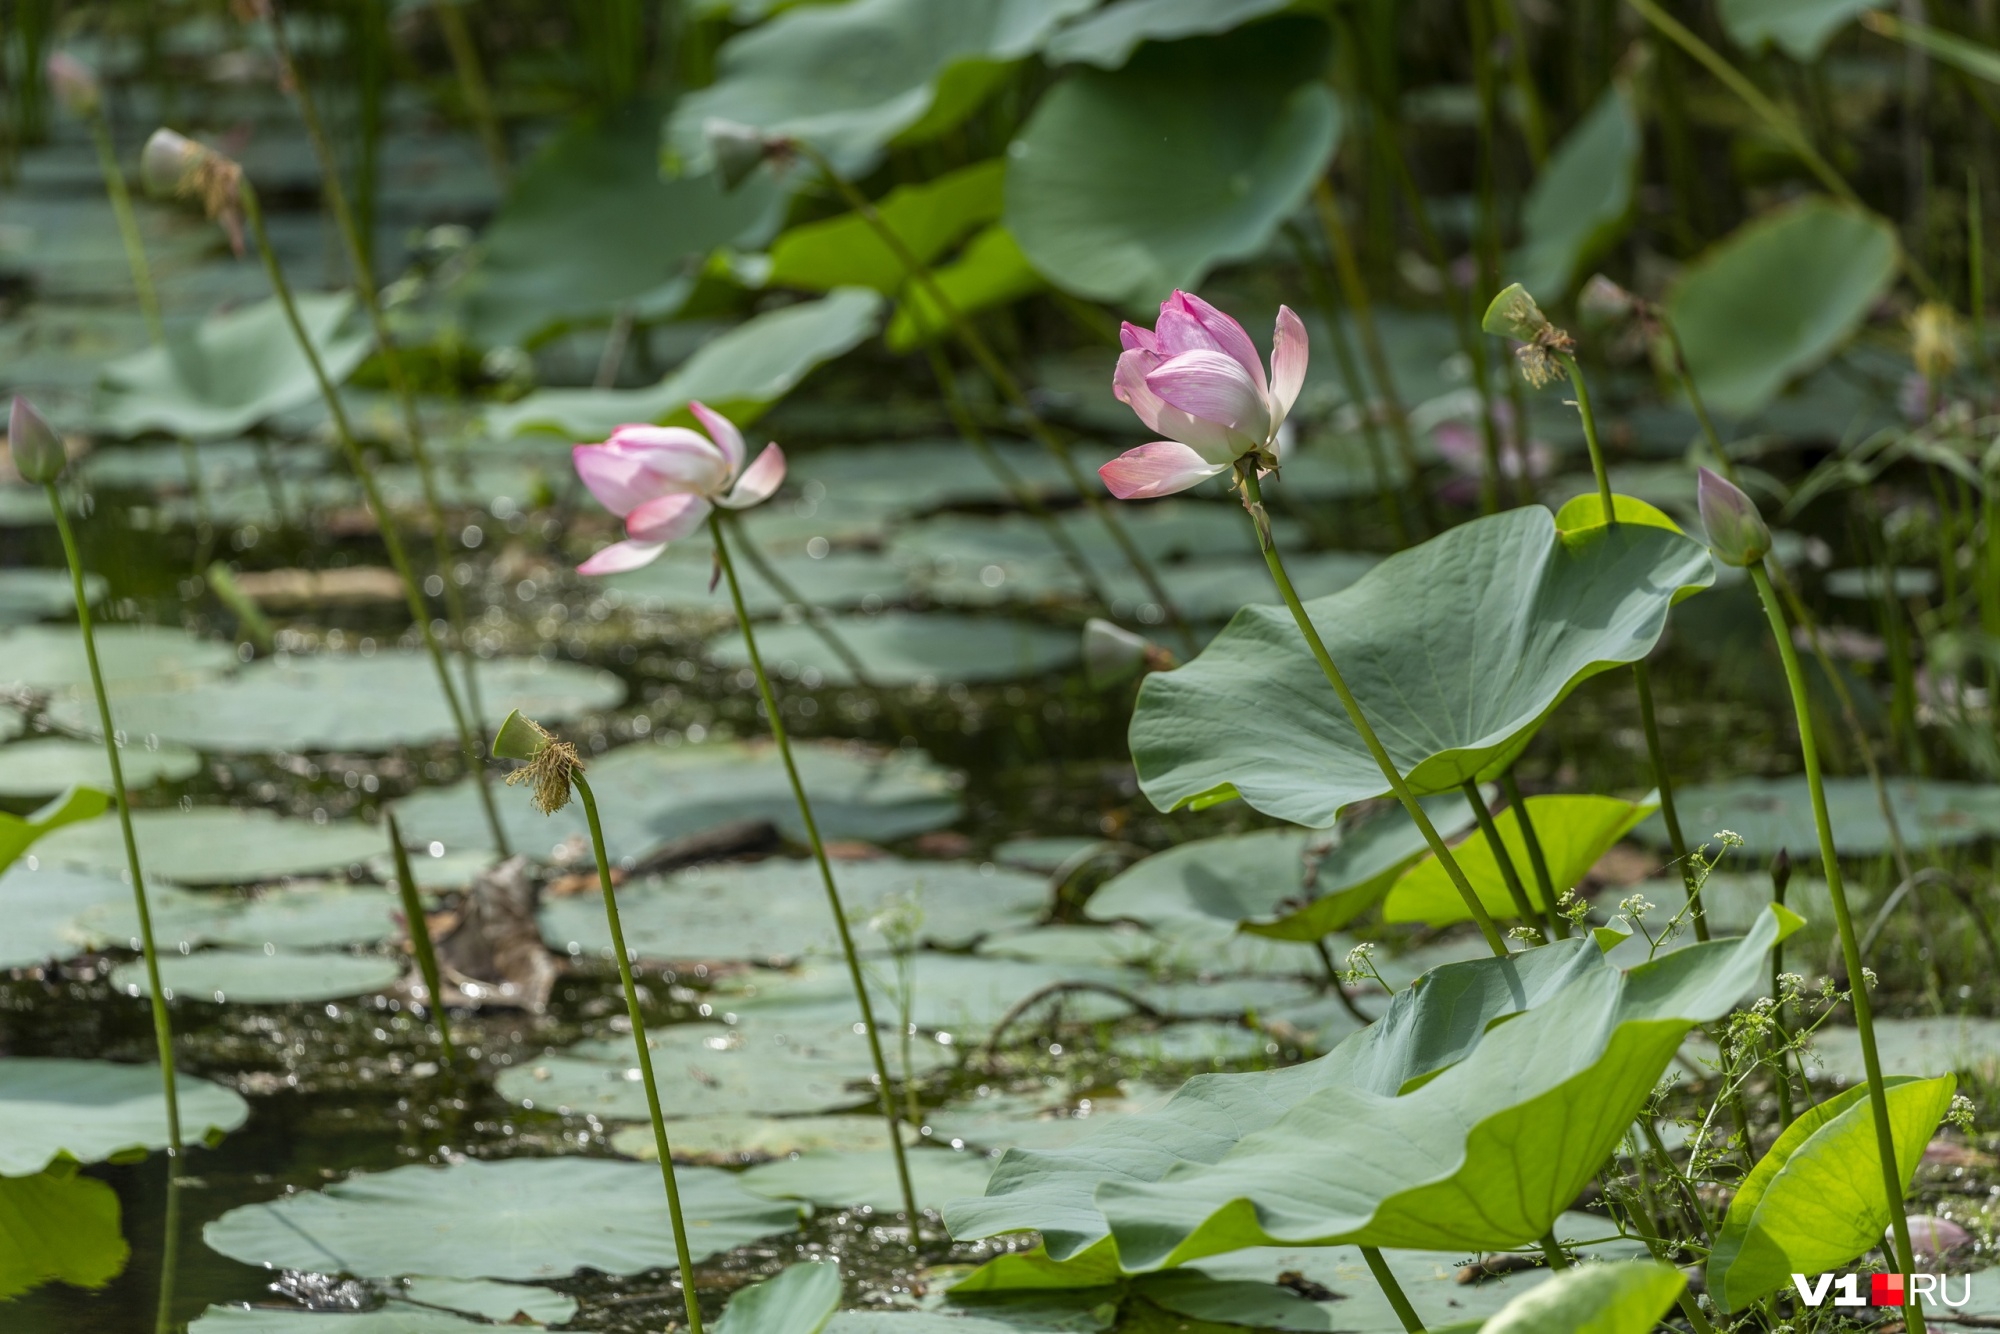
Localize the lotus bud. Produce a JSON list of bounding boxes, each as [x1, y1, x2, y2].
[[1577, 274, 1638, 329], [141, 128, 247, 254], [1908, 301, 1964, 385], [1696, 466, 1771, 568], [45, 52, 101, 120], [9, 396, 68, 484], [494, 709, 582, 815], [1769, 848, 1792, 904], [705, 118, 789, 190]]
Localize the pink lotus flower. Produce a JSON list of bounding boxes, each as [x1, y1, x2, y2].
[[1101, 291, 1307, 500], [572, 402, 785, 574]]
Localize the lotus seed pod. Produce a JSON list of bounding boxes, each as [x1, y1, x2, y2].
[[705, 118, 782, 190], [491, 709, 551, 761], [140, 128, 201, 199], [8, 396, 68, 484], [1695, 467, 1771, 568], [45, 52, 101, 119], [1481, 283, 1551, 342], [140, 128, 247, 253]]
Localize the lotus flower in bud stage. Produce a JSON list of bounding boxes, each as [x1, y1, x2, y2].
[[9, 396, 68, 485], [45, 52, 101, 119], [571, 401, 785, 574], [1696, 466, 1771, 568], [141, 128, 246, 254], [705, 117, 787, 190], [1100, 291, 1307, 500]]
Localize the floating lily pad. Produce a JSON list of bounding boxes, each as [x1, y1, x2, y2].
[[1808, 1017, 2000, 1083], [0, 863, 134, 969], [0, 624, 236, 695], [0, 1164, 128, 1301], [399, 1277, 579, 1327], [111, 948, 405, 1005], [1824, 566, 1936, 600], [1007, 17, 1339, 306], [741, 1146, 995, 1213], [96, 293, 373, 440], [35, 807, 385, 885], [0, 568, 101, 624], [45, 653, 626, 754], [708, 612, 1078, 687], [0, 710, 21, 744], [396, 738, 961, 863], [203, 1157, 803, 1280], [787, 441, 1116, 519], [728, 954, 1132, 1038], [205, 885, 402, 950], [602, 550, 910, 618], [925, 1086, 1179, 1155], [1109, 1022, 1279, 1065], [541, 857, 1047, 964], [978, 925, 1158, 971], [66, 881, 244, 955], [0, 1056, 250, 1175], [611, 1114, 911, 1163], [993, 838, 1106, 874], [500, 1017, 952, 1121], [1130, 506, 1713, 827], [825, 1305, 1111, 1333], [187, 1308, 524, 1333], [1635, 776, 2000, 857], [0, 736, 202, 798]]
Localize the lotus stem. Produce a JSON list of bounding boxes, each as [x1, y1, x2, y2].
[[239, 183, 511, 858], [432, 0, 509, 188], [1499, 770, 1565, 937], [1239, 468, 1507, 956], [263, 3, 507, 857], [1460, 779, 1542, 931], [792, 139, 1198, 656], [1537, 1230, 1569, 1270], [573, 771, 707, 1333], [155, 1150, 182, 1334], [1359, 1246, 1425, 1332], [708, 511, 924, 1238], [44, 480, 181, 1153], [386, 812, 454, 1066], [1748, 561, 1925, 1332], [1619, 1191, 1717, 1334]]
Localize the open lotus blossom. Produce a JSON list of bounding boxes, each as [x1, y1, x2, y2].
[[572, 402, 784, 574], [1101, 290, 1307, 500]]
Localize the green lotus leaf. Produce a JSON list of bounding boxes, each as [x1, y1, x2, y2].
[[741, 1148, 996, 1213], [0, 1162, 128, 1301], [886, 225, 1044, 352], [1382, 794, 1658, 927], [110, 948, 406, 1006], [0, 623, 237, 695], [461, 100, 783, 348], [0, 864, 133, 969], [706, 611, 1079, 686], [1479, 1260, 1687, 1334], [1717, 0, 1883, 60], [1130, 506, 1714, 827], [1707, 1074, 1955, 1312], [610, 1114, 913, 1163], [766, 160, 1004, 295], [95, 293, 371, 440], [1665, 198, 1899, 419], [188, 1308, 534, 1333], [946, 909, 1793, 1280], [202, 1157, 804, 1280], [0, 784, 108, 873], [34, 806, 384, 885], [666, 0, 1094, 177], [1044, 0, 1300, 69], [1508, 83, 1641, 299], [716, 1261, 843, 1334], [0, 568, 102, 624], [397, 1277, 578, 1327], [1635, 774, 2000, 857], [1809, 1015, 2000, 1081], [0, 1057, 250, 1175], [1006, 16, 1340, 306], [0, 736, 202, 799], [488, 288, 883, 441]]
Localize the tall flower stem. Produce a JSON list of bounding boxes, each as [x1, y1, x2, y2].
[[1556, 350, 1702, 937], [573, 771, 707, 1333], [708, 511, 924, 1234], [44, 481, 180, 1151], [155, 1151, 182, 1334], [264, 4, 508, 856], [240, 184, 509, 853], [1499, 770, 1565, 936], [1748, 562, 1925, 1331], [386, 812, 455, 1066], [1240, 469, 1506, 955], [1360, 1247, 1425, 1333], [792, 140, 1196, 656], [432, 0, 509, 187], [1459, 779, 1548, 934]]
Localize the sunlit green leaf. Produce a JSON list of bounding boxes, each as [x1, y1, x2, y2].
[[766, 160, 1005, 295], [0, 1162, 128, 1301], [716, 1261, 843, 1334], [886, 226, 1044, 351], [1479, 1261, 1687, 1334], [1382, 794, 1657, 927], [0, 785, 108, 873]]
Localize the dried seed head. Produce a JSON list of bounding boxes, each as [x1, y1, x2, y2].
[[1577, 274, 1638, 327], [494, 710, 583, 816], [1908, 301, 1964, 384], [1484, 283, 1575, 388], [141, 128, 246, 254]]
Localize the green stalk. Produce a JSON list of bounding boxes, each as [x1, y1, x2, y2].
[[433, 0, 509, 187], [794, 140, 1195, 656], [1360, 1246, 1426, 1333], [241, 185, 509, 856], [1748, 562, 1924, 1332], [573, 772, 706, 1334], [1499, 769, 1565, 936], [1556, 350, 1703, 937], [386, 812, 454, 1065], [708, 511, 924, 1235], [156, 1152, 182, 1334], [1491, 0, 1548, 165], [265, 4, 509, 856], [1466, 0, 1508, 514], [1241, 468, 1507, 955], [1537, 1230, 1570, 1270], [45, 481, 180, 1152], [1769, 857, 1796, 1131], [1460, 779, 1540, 926]]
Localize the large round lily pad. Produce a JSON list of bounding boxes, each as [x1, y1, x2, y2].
[[188, 1307, 528, 1332], [0, 1057, 250, 1175], [202, 1157, 804, 1280], [0, 624, 237, 695], [708, 612, 1078, 687], [34, 807, 385, 885], [111, 948, 405, 1005], [1130, 506, 1714, 827], [45, 653, 625, 754], [603, 550, 910, 618], [0, 736, 202, 798], [0, 863, 135, 969], [611, 1114, 910, 1163], [540, 857, 1047, 964], [499, 1017, 953, 1121], [740, 1147, 995, 1213], [727, 954, 1133, 1039], [204, 885, 403, 951], [1635, 776, 2000, 857], [0, 568, 102, 624]]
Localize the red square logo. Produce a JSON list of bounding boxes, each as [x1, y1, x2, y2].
[[1873, 1273, 1906, 1306]]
